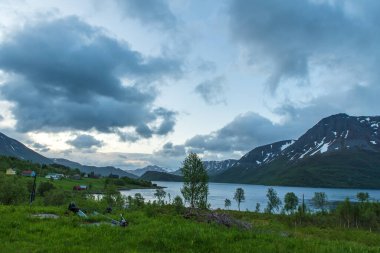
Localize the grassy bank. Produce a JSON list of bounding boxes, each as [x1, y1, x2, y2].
[[1, 205, 380, 253], [17, 176, 158, 195]]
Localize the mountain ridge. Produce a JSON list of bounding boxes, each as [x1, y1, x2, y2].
[[127, 165, 167, 177], [213, 113, 380, 188]]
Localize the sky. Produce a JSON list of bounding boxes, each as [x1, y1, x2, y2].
[[0, 0, 379, 171]]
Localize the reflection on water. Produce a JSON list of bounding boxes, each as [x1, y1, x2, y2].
[[121, 181, 380, 211]]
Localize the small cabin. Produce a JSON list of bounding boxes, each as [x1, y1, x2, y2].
[[5, 168, 16, 175]]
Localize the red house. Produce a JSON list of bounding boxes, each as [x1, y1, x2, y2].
[[22, 170, 35, 177], [73, 185, 87, 191]]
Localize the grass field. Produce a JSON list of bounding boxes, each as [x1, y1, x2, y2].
[[1, 205, 380, 253], [20, 176, 156, 193]]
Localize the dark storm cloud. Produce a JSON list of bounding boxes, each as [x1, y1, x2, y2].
[[135, 124, 153, 138], [67, 134, 103, 149], [194, 76, 226, 105], [115, 0, 177, 30], [229, 0, 380, 93], [153, 107, 176, 135], [0, 16, 181, 135]]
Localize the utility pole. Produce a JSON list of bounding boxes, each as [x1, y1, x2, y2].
[[29, 171, 37, 206]]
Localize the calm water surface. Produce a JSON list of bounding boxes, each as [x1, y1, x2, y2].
[[121, 181, 380, 211]]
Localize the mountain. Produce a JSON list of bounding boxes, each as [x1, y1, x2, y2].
[[140, 171, 183, 182], [0, 132, 52, 164], [52, 158, 138, 179], [203, 159, 238, 176], [281, 113, 380, 160], [214, 114, 380, 188], [212, 140, 294, 182], [127, 165, 167, 177], [173, 159, 238, 176]]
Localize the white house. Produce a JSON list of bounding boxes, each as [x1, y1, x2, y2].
[[45, 173, 63, 180], [6, 168, 16, 175]]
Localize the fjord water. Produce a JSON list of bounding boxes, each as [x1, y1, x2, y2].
[[121, 181, 380, 211]]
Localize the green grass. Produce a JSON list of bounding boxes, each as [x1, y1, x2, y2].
[[21, 176, 155, 193], [1, 205, 380, 253]]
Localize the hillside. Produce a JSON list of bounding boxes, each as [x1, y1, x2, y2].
[[0, 132, 138, 179], [140, 171, 183, 182], [0, 155, 79, 176], [214, 114, 380, 188], [52, 158, 138, 179], [0, 132, 52, 164]]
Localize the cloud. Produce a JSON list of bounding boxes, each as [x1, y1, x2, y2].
[[31, 142, 50, 153], [229, 0, 380, 93], [194, 76, 226, 105], [0, 16, 181, 137], [184, 112, 300, 153], [196, 60, 217, 73], [67, 134, 103, 149], [115, 0, 177, 30], [155, 142, 185, 157]]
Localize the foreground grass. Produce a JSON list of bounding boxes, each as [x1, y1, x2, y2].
[[1, 205, 380, 253]]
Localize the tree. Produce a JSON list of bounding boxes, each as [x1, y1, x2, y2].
[[224, 198, 231, 210], [284, 192, 299, 214], [43, 189, 67, 206], [133, 193, 145, 207], [180, 153, 209, 209], [357, 192, 369, 203], [255, 203, 261, 213], [173, 195, 184, 213], [312, 192, 328, 213], [265, 188, 281, 214], [154, 188, 166, 205], [233, 188, 245, 211]]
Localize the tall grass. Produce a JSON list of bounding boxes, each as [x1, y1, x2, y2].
[[1, 205, 380, 253]]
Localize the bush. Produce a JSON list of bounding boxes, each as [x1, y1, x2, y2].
[[173, 195, 185, 213], [43, 189, 67, 206], [37, 182, 55, 197], [0, 176, 28, 205]]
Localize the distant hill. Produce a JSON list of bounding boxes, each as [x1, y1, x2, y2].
[[214, 114, 380, 188], [140, 171, 183, 182], [52, 158, 138, 179], [0, 132, 52, 164], [0, 132, 138, 179], [127, 165, 167, 177]]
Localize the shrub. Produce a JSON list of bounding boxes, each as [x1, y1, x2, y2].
[[43, 189, 68, 206], [0, 176, 28, 205], [37, 182, 55, 197]]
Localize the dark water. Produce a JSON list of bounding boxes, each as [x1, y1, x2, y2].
[[120, 181, 380, 211]]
